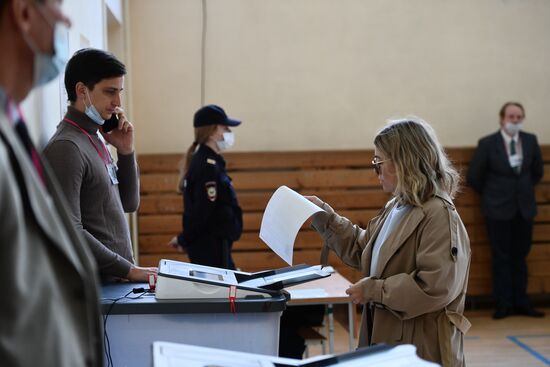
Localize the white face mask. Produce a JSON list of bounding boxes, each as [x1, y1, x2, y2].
[[84, 89, 104, 125], [504, 122, 523, 136], [216, 132, 235, 151]]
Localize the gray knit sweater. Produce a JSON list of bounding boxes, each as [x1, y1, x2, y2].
[[43, 106, 139, 281]]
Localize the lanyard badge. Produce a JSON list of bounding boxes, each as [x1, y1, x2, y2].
[[98, 132, 119, 185], [107, 162, 119, 185]]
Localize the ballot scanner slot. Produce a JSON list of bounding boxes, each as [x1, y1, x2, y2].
[[256, 272, 330, 291], [233, 263, 310, 283], [238, 265, 333, 289]]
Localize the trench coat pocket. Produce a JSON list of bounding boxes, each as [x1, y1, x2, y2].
[[437, 310, 470, 367], [365, 308, 404, 346]]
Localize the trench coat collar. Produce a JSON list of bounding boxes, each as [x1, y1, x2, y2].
[[367, 191, 454, 278]]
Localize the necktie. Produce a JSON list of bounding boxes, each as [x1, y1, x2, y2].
[[510, 139, 520, 174], [14, 120, 46, 185]]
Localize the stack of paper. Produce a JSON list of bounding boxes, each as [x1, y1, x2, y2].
[[153, 342, 440, 367]]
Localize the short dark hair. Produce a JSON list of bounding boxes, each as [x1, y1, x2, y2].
[[499, 102, 525, 119], [64, 48, 126, 102]]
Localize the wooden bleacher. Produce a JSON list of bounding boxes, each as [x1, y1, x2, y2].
[[137, 147, 550, 296]]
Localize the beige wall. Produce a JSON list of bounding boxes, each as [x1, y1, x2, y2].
[[128, 0, 550, 154]]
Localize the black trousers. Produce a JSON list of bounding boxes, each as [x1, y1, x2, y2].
[[278, 305, 325, 359], [485, 212, 533, 309]]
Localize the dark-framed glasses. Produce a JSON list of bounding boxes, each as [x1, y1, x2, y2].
[[371, 158, 390, 175]]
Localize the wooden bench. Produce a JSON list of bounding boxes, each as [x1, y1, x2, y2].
[[137, 147, 550, 296]]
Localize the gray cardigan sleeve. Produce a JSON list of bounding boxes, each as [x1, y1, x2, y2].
[[43, 140, 132, 278]]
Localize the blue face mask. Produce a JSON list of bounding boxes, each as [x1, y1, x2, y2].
[[32, 22, 69, 87], [84, 89, 105, 125], [24, 1, 70, 88]]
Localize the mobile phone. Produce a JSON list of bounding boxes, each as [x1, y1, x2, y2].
[[102, 113, 119, 133]]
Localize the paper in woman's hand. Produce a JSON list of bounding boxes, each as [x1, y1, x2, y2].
[[259, 186, 324, 265]]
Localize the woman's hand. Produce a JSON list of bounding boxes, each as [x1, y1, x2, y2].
[[304, 195, 324, 208], [167, 236, 186, 253], [345, 278, 370, 305]]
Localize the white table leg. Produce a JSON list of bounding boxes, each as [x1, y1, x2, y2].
[[347, 302, 355, 350], [327, 303, 334, 353]]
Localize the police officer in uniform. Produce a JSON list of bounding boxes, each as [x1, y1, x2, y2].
[[168, 105, 242, 270]]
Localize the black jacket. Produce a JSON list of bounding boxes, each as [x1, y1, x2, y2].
[[467, 130, 544, 220], [177, 145, 243, 247]]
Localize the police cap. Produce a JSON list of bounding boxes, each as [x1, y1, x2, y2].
[[193, 105, 241, 128]]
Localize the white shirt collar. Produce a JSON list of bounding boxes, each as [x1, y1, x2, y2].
[[0, 87, 21, 126], [500, 128, 519, 144]]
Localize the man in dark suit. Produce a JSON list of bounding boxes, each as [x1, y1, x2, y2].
[[468, 102, 545, 319], [0, 0, 102, 365]]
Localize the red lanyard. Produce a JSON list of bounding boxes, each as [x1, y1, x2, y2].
[[4, 97, 46, 185], [64, 118, 111, 165]]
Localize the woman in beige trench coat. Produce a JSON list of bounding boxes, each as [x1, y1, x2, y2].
[[308, 118, 471, 367]]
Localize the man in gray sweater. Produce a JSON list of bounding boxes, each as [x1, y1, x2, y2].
[[44, 48, 156, 282]]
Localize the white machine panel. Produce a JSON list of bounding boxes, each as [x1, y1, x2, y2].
[[155, 259, 332, 300]]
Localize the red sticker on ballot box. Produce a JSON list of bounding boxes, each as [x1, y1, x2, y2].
[[229, 285, 237, 314]]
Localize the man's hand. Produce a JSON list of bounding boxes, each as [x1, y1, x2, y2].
[[101, 107, 134, 155], [126, 266, 158, 282]]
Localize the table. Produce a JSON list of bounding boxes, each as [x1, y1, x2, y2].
[[285, 272, 356, 353], [101, 282, 287, 366]]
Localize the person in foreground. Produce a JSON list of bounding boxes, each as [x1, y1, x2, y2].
[[0, 0, 102, 365], [307, 118, 471, 367]]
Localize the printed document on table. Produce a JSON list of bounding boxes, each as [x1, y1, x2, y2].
[[259, 186, 324, 265]]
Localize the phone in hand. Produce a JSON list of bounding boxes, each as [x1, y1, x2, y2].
[[102, 113, 119, 133]]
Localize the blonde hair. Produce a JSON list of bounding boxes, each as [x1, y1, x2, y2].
[[374, 117, 460, 206], [177, 125, 218, 192]]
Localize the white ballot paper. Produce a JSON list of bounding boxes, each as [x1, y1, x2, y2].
[[260, 186, 324, 265], [153, 342, 439, 367]]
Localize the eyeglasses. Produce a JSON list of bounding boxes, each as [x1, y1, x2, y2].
[[371, 158, 390, 175]]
